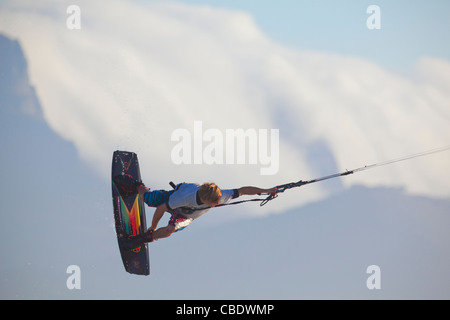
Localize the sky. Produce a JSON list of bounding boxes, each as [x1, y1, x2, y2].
[[0, 0, 449, 300], [154, 0, 450, 69]]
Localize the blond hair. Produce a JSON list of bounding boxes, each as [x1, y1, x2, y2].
[[198, 182, 222, 203]]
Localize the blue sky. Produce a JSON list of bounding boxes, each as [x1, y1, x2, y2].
[[0, 0, 449, 300], [138, 0, 450, 69]]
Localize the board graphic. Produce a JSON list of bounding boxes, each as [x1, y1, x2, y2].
[[111, 150, 149, 276]]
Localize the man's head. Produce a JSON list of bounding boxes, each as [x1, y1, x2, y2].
[[198, 182, 221, 207]]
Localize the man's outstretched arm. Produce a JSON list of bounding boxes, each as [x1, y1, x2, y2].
[[237, 186, 277, 196], [150, 203, 168, 231]]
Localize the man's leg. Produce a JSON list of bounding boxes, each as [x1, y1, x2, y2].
[[139, 186, 173, 208], [138, 185, 149, 202]]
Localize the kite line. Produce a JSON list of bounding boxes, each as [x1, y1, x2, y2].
[[202, 145, 450, 208]]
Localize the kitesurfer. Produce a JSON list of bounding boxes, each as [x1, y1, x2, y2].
[[114, 174, 276, 247]]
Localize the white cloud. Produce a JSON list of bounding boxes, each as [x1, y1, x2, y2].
[[0, 0, 449, 217]]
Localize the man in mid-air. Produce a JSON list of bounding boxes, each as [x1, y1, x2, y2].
[[114, 174, 277, 248]]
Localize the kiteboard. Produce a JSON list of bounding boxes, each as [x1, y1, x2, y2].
[[111, 150, 149, 275]]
